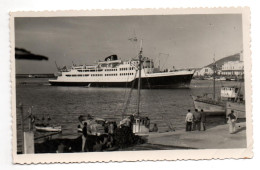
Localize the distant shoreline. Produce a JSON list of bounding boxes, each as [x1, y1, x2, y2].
[[16, 74, 55, 78]]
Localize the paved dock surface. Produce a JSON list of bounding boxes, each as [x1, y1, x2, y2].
[[34, 122, 247, 153], [148, 122, 246, 149], [129, 122, 247, 150]]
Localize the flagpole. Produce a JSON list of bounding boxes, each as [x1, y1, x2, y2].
[[213, 54, 216, 101]]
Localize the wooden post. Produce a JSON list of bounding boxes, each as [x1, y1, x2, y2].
[[28, 106, 33, 131], [28, 108, 31, 131], [19, 103, 24, 154]]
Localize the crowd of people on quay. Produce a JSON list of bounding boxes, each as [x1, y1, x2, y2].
[[185, 109, 206, 131], [43, 114, 158, 153], [36, 110, 240, 153], [185, 109, 238, 134], [79, 114, 152, 152], [79, 117, 119, 152]]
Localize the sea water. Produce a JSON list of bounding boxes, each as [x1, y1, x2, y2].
[[15, 78, 244, 152]]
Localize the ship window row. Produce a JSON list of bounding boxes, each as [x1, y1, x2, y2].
[[104, 68, 117, 71], [78, 70, 93, 72], [119, 67, 134, 71], [120, 73, 134, 76], [222, 87, 237, 91], [78, 69, 102, 72], [144, 66, 154, 68], [91, 74, 103, 76], [105, 74, 117, 76], [66, 74, 89, 77]]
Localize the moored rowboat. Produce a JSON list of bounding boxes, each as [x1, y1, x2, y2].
[[35, 125, 62, 132]]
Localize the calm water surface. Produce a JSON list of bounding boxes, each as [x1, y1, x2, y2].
[[15, 78, 244, 152]]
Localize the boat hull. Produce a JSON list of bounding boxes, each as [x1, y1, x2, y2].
[[191, 96, 225, 116], [49, 74, 194, 89], [35, 126, 62, 132]]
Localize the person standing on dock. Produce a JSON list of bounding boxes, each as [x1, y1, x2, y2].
[[227, 110, 237, 134], [193, 109, 201, 131], [200, 109, 206, 131], [151, 123, 158, 132], [82, 122, 88, 152], [185, 110, 193, 131]]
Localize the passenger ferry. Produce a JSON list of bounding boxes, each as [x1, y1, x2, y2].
[[49, 54, 195, 89]]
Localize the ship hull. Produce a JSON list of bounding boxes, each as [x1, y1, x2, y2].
[[49, 74, 194, 89], [191, 96, 225, 116]]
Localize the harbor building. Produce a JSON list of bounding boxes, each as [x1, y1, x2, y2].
[[194, 67, 214, 77], [221, 61, 244, 76]]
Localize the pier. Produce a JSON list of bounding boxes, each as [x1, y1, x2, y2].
[[30, 122, 247, 153], [134, 122, 246, 150]]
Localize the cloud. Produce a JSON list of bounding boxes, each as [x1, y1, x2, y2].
[[15, 14, 242, 73]]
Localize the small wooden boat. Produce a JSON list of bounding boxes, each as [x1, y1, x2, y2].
[[35, 125, 62, 132]]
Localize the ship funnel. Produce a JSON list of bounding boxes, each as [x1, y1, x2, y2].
[[105, 54, 118, 61]]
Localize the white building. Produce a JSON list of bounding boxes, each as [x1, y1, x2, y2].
[[221, 61, 244, 76], [194, 67, 214, 77]]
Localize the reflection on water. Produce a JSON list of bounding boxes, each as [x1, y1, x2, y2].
[[15, 78, 244, 152]]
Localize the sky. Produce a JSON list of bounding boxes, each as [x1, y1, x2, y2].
[[15, 14, 243, 74]]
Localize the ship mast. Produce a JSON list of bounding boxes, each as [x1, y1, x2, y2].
[[137, 40, 143, 116], [213, 56, 216, 100]]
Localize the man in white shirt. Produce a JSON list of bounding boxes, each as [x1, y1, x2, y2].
[[185, 109, 193, 131]]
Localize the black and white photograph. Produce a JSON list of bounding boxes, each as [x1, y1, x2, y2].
[[11, 8, 252, 163]]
